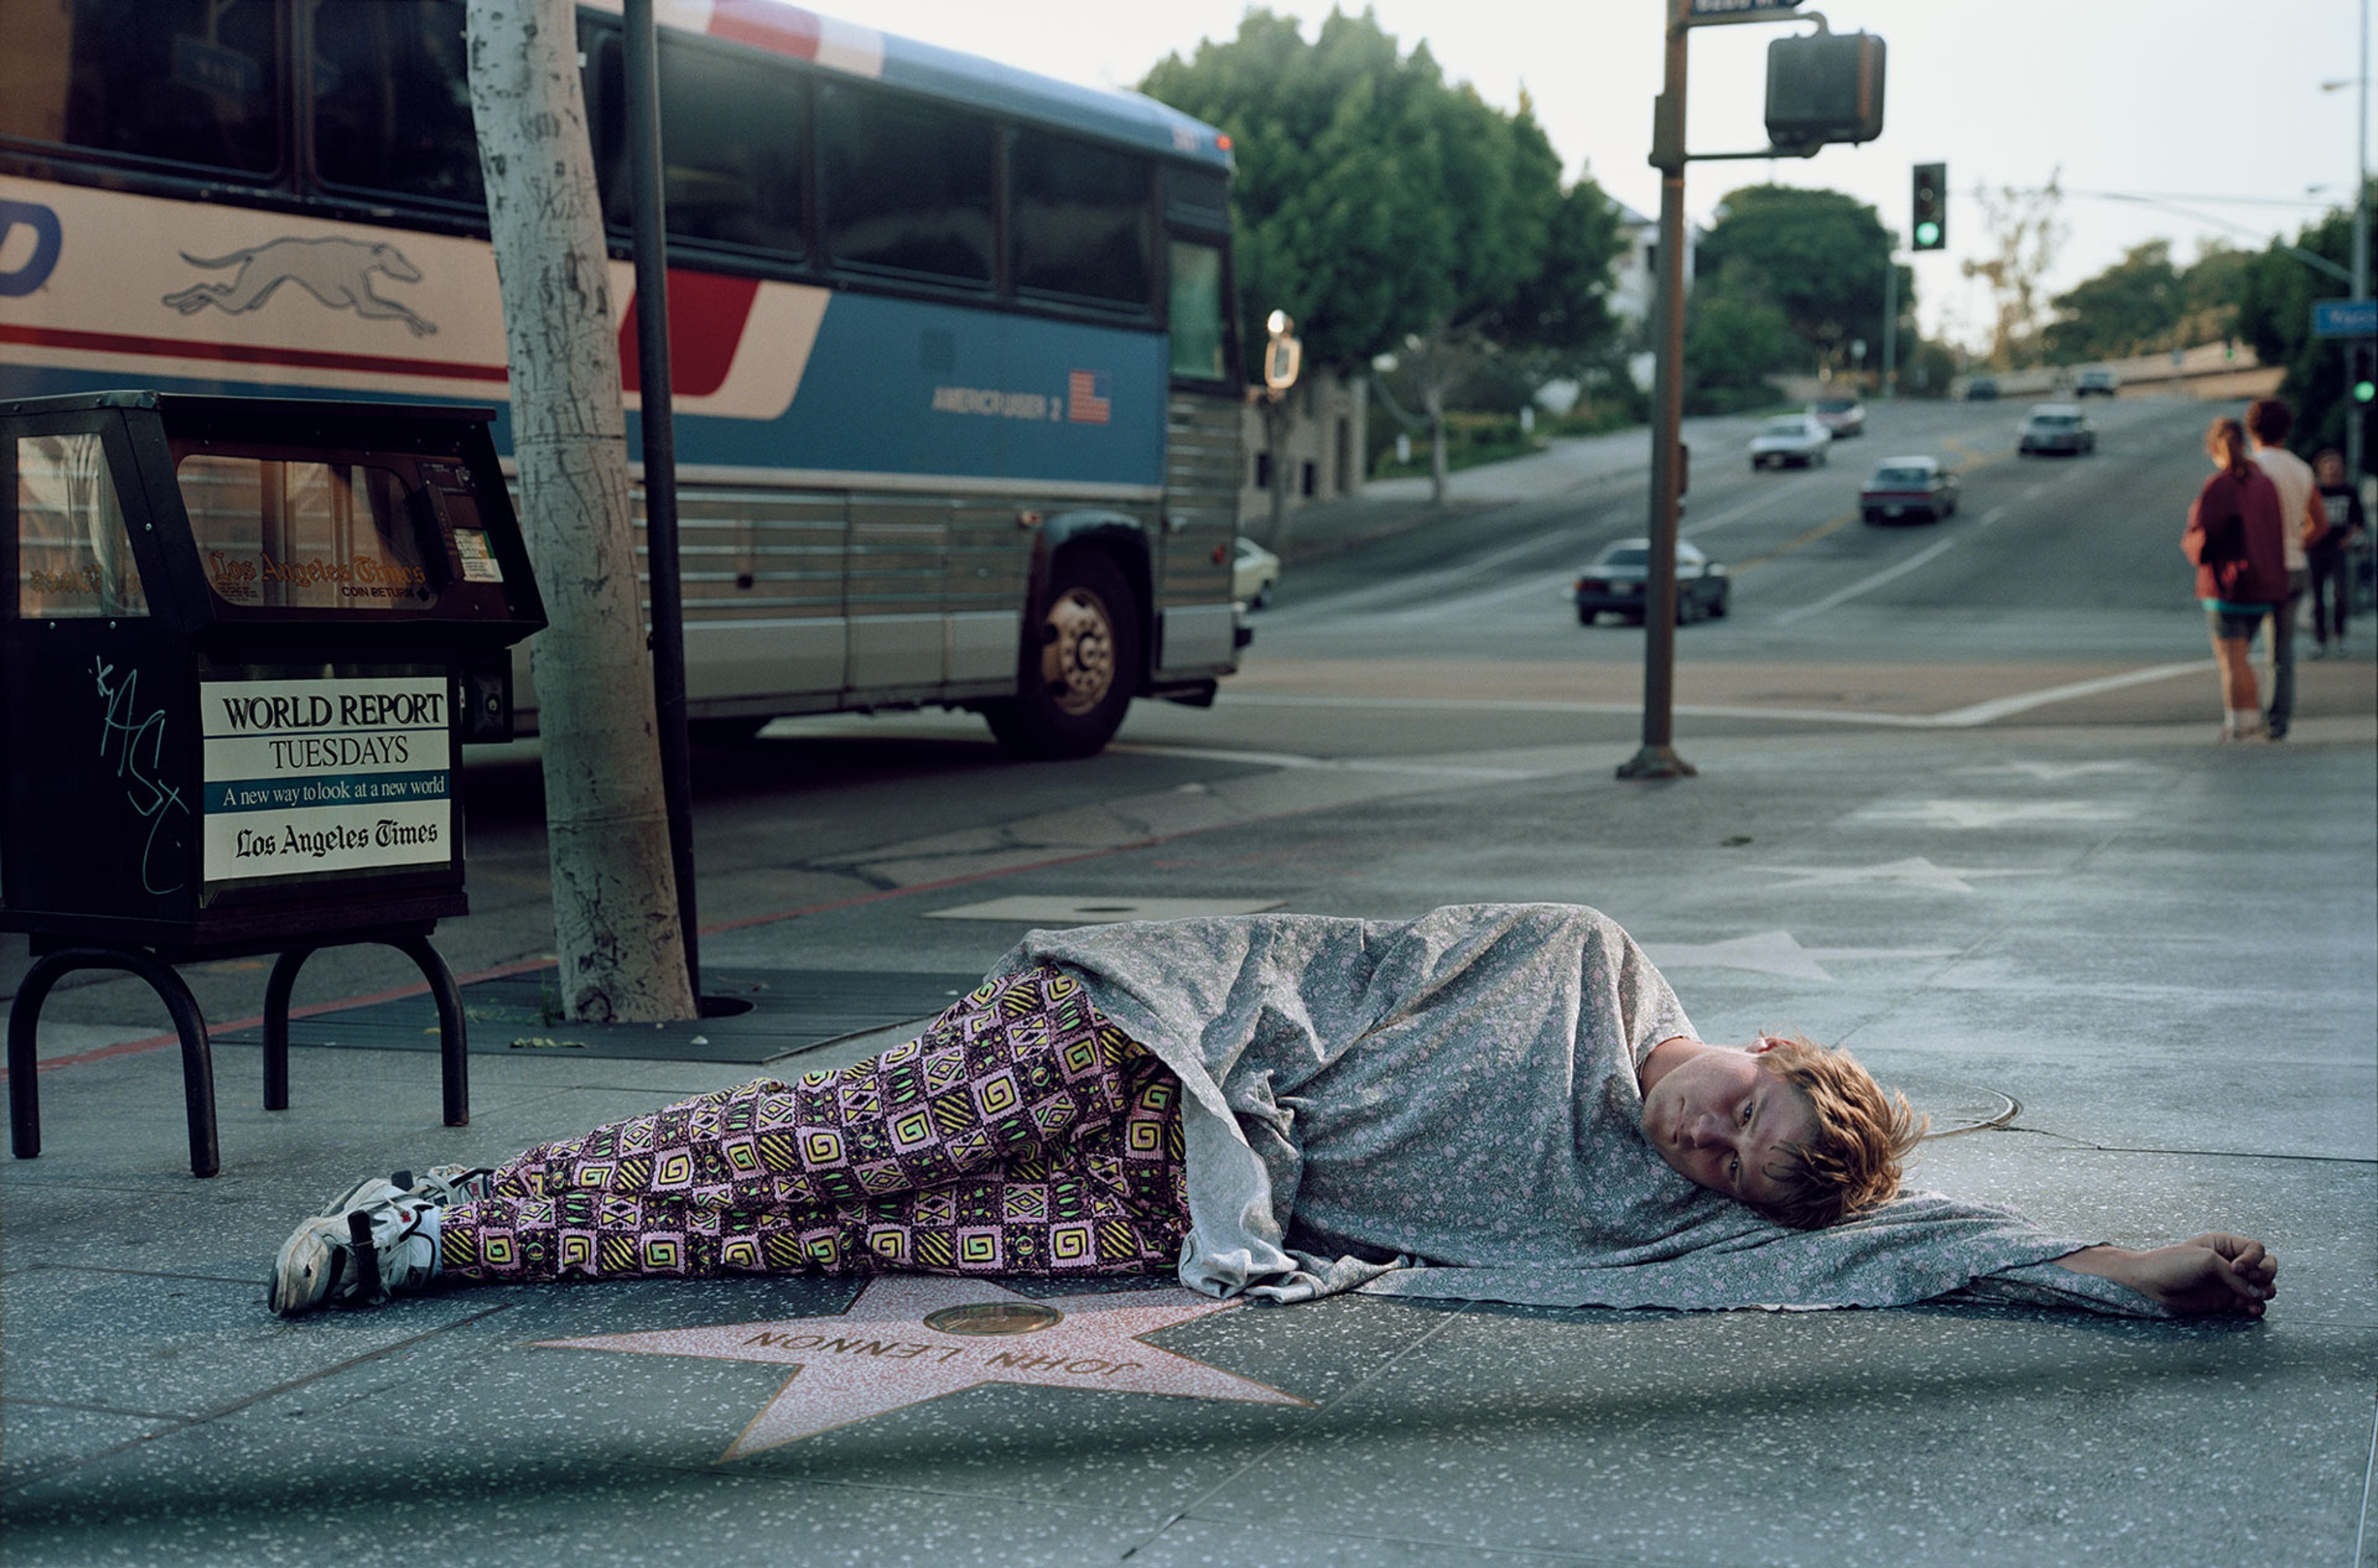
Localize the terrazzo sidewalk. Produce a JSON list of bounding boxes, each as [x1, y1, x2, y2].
[[2, 715, 2372, 1567]]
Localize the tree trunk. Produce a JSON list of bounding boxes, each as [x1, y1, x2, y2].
[[466, 0, 694, 1022]]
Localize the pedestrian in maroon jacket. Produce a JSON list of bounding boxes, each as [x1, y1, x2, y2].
[[2182, 415, 2289, 741]]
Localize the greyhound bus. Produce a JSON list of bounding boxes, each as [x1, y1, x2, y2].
[[0, 0, 1250, 757]]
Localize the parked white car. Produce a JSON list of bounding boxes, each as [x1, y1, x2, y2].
[[1232, 536, 1281, 608], [1749, 414, 1832, 470]]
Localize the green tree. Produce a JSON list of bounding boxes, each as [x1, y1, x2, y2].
[[1683, 286, 1797, 412], [2044, 241, 2180, 362], [1142, 9, 1622, 507], [2235, 188, 2369, 467], [1691, 185, 1897, 377], [2044, 240, 2246, 364]]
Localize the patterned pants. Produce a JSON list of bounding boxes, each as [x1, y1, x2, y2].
[[438, 965, 1189, 1284]]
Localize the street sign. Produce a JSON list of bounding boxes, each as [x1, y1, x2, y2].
[[2311, 298, 2376, 338], [1686, 0, 1802, 20]]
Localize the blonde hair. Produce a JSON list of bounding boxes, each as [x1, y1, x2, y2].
[[1749, 1035, 1926, 1229], [2206, 416, 2253, 478]]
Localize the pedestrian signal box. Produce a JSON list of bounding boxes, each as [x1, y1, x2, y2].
[[1764, 31, 1886, 151], [1912, 163, 1948, 251]]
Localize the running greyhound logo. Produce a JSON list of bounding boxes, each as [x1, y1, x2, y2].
[[160, 237, 437, 336]]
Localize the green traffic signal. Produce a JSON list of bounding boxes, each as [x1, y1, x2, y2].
[[2356, 377, 2376, 404], [1910, 162, 1946, 251]]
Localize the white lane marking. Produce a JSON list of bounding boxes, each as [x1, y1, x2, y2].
[[1926, 661, 2211, 726], [1214, 659, 2214, 730], [1388, 568, 1583, 621], [1770, 537, 1957, 625], [1979, 506, 2008, 529], [1682, 486, 1791, 537], [1266, 529, 1572, 622]]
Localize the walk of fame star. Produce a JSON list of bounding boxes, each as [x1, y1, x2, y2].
[[535, 1276, 1307, 1460]]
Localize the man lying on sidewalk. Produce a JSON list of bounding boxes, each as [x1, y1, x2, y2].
[[270, 905, 2276, 1321]]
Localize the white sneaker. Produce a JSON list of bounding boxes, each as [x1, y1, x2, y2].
[[269, 1182, 441, 1317]]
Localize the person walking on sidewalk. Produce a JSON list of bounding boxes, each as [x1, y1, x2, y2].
[[2245, 398, 2325, 736], [266, 907, 2279, 1323], [2310, 448, 2364, 657], [2185, 415, 2290, 741]]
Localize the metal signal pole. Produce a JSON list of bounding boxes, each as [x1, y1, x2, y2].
[[1618, 0, 1697, 781]]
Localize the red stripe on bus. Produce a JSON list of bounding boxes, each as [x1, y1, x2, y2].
[[707, 0, 823, 59], [0, 323, 508, 382], [619, 272, 761, 399]]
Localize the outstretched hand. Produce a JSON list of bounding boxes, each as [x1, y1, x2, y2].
[[2058, 1234, 2279, 1318]]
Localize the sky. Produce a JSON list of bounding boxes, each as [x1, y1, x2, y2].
[[829, 0, 2372, 348]]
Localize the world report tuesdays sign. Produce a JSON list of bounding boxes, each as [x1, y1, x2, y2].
[[199, 675, 451, 883]]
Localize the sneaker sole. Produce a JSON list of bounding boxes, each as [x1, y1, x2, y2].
[[268, 1214, 351, 1317]]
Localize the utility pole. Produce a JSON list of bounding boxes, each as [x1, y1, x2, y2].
[[2353, 0, 2370, 486], [1618, 0, 1883, 781], [1619, 2, 1695, 780]]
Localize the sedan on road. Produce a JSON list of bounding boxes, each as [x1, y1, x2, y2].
[[1574, 538, 1731, 625], [2018, 403, 2097, 456], [1232, 536, 1281, 608], [1860, 456, 1961, 525], [1749, 414, 1832, 470], [1810, 396, 1866, 438]]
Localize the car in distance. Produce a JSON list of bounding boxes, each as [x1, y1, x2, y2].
[[1232, 536, 1281, 608], [1749, 414, 1832, 469], [2018, 403, 2097, 456], [1860, 456, 1961, 525], [1964, 375, 2000, 401], [1810, 395, 1866, 438], [2073, 367, 2119, 398], [1573, 538, 1731, 625]]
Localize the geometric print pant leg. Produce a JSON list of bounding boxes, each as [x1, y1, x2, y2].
[[438, 964, 1190, 1284]]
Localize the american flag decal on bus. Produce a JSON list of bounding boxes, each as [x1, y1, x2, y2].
[[1067, 369, 1110, 425]]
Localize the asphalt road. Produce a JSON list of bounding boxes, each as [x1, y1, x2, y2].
[[9, 394, 2371, 1031]]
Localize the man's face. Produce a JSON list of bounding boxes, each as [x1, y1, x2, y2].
[[2318, 453, 2346, 486], [1639, 1043, 1819, 1211]]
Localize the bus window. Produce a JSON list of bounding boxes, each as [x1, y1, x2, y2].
[[309, 0, 482, 209], [1011, 129, 1150, 310], [0, 0, 281, 177], [819, 84, 993, 286], [14, 432, 147, 619], [612, 34, 808, 260], [1167, 240, 1227, 381]]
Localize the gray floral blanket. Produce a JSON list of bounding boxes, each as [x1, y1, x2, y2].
[[998, 904, 2159, 1316]]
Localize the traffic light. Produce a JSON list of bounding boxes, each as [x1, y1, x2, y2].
[[1911, 163, 1946, 251], [2353, 342, 2376, 405]]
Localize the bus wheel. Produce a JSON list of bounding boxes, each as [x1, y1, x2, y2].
[[984, 552, 1138, 759]]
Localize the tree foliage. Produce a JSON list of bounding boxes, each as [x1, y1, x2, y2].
[[2235, 186, 2372, 468], [1961, 173, 2066, 368], [2043, 240, 2246, 364], [1682, 184, 1900, 408], [1140, 9, 1624, 501]]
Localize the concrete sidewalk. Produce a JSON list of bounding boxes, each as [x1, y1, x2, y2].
[[2, 708, 2374, 1563]]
